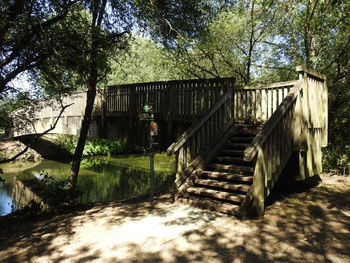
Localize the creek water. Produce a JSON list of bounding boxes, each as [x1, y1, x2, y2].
[[0, 154, 175, 216]]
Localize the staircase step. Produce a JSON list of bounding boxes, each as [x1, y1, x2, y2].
[[178, 196, 240, 215], [208, 163, 254, 173], [201, 171, 253, 183], [195, 179, 251, 193], [236, 125, 262, 134], [230, 136, 254, 142], [187, 187, 246, 203], [224, 143, 250, 149], [220, 149, 244, 156], [213, 156, 250, 164]]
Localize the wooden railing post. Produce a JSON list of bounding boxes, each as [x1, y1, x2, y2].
[[295, 65, 327, 179], [167, 82, 175, 140], [128, 86, 136, 130]]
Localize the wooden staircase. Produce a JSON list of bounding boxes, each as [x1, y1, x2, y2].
[[181, 125, 261, 215], [167, 66, 328, 218]]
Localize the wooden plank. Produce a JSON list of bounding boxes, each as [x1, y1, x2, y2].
[[321, 81, 328, 146], [256, 89, 262, 121], [195, 179, 251, 192], [273, 88, 277, 114], [261, 89, 267, 121], [246, 90, 251, 121], [267, 88, 272, 119], [167, 90, 232, 155], [208, 163, 254, 173], [244, 80, 303, 161], [296, 65, 326, 81], [278, 87, 283, 108], [241, 80, 297, 90], [201, 171, 253, 182], [235, 91, 240, 119]]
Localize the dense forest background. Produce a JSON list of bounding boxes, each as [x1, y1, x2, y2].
[[1, 0, 349, 174]]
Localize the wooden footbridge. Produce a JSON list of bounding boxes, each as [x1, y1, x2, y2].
[[14, 66, 327, 218]]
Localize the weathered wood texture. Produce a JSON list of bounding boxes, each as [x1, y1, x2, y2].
[[167, 90, 234, 188], [233, 80, 297, 123], [167, 66, 327, 218], [240, 67, 327, 218], [296, 67, 328, 179], [104, 78, 235, 122], [13, 78, 235, 137]]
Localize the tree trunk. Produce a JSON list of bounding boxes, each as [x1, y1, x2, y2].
[[67, 85, 97, 192], [246, 0, 255, 84], [67, 1, 106, 193]]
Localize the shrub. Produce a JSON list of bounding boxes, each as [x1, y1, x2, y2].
[[55, 135, 130, 157], [323, 145, 350, 175]]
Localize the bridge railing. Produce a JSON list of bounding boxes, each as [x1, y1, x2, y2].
[[103, 78, 235, 122], [233, 80, 297, 123], [28, 77, 299, 131]]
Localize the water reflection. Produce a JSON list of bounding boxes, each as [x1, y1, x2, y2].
[[0, 184, 18, 216], [0, 155, 175, 216]]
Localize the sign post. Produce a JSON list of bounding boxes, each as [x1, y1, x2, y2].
[[139, 103, 158, 199]]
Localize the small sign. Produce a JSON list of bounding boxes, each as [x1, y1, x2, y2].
[[143, 104, 151, 113], [139, 112, 154, 121], [150, 122, 158, 136], [139, 103, 155, 121]]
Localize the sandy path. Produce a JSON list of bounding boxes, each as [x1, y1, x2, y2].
[[0, 174, 349, 263]]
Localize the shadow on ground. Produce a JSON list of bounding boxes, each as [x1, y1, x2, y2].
[[0, 175, 349, 263]]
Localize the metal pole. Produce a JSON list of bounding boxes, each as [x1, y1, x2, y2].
[[149, 123, 155, 199]]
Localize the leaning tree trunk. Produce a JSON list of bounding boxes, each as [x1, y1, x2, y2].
[[67, 82, 97, 192], [67, 0, 108, 194], [67, 3, 103, 193]]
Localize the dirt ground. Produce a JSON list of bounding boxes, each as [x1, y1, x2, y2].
[[0, 174, 349, 263]]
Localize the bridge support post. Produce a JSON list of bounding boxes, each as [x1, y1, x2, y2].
[[295, 66, 327, 180]]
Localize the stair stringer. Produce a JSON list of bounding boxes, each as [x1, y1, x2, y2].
[[238, 145, 294, 219], [174, 124, 240, 200]]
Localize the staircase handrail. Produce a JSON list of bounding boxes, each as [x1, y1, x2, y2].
[[167, 90, 232, 155], [243, 80, 303, 161]]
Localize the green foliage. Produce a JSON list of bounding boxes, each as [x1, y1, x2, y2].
[[323, 146, 350, 175], [0, 0, 77, 95], [83, 139, 125, 156], [55, 134, 76, 155], [39, 171, 73, 206], [34, 4, 125, 94], [54, 135, 143, 157], [0, 107, 11, 133], [108, 36, 182, 84], [134, 0, 214, 45]]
